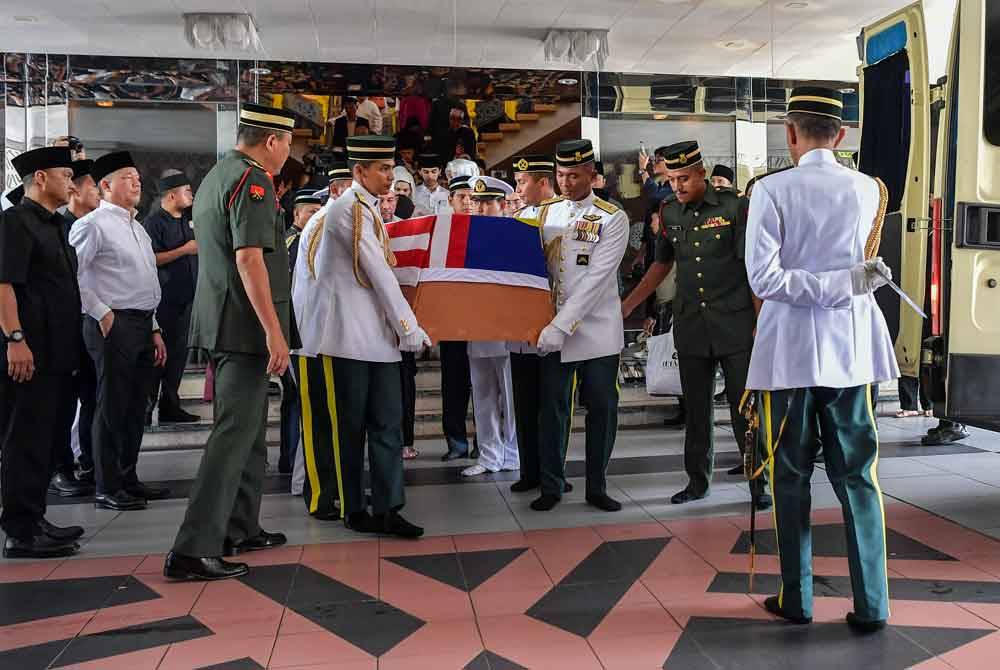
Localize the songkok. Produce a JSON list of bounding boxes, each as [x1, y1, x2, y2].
[[555, 139, 595, 167], [511, 154, 555, 174], [157, 172, 190, 193], [239, 103, 296, 133], [327, 162, 351, 181], [11, 147, 73, 179], [786, 86, 844, 120], [71, 159, 95, 182], [294, 189, 324, 206], [710, 164, 735, 184], [346, 135, 395, 162], [661, 141, 703, 170], [4, 185, 24, 206], [417, 153, 441, 169], [448, 176, 471, 193], [469, 175, 513, 199], [91, 151, 137, 183]]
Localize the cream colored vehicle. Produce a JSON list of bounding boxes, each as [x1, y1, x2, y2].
[[858, 0, 1000, 430]]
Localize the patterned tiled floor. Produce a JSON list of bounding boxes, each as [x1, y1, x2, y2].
[[3, 502, 1000, 669]]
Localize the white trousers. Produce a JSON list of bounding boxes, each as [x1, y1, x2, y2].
[[468, 354, 519, 472]]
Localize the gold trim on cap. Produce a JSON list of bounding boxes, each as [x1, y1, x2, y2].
[[555, 148, 594, 163], [346, 145, 396, 153], [239, 109, 295, 129], [788, 95, 844, 108], [663, 147, 701, 165]]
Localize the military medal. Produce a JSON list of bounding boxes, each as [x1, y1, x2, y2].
[[249, 184, 265, 201], [573, 219, 602, 242]]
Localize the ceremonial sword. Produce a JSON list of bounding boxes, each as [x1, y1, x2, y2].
[[872, 266, 928, 320]]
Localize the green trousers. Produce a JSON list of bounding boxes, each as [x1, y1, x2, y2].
[[173, 352, 268, 557], [330, 357, 405, 516], [538, 354, 619, 498], [762, 384, 889, 622], [510, 352, 541, 485], [297, 355, 342, 518], [678, 351, 765, 497]]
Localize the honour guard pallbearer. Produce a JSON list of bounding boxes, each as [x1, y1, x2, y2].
[[746, 87, 897, 632], [166, 103, 297, 581], [622, 141, 770, 510], [301, 135, 427, 538], [533, 139, 628, 513], [0, 147, 87, 558]]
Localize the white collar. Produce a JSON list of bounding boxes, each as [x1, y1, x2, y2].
[[98, 199, 134, 221], [350, 181, 379, 207], [568, 191, 595, 209], [798, 148, 838, 167]]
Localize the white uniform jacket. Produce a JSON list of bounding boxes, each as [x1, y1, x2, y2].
[[297, 182, 418, 363], [540, 192, 629, 363], [745, 148, 899, 390], [290, 202, 331, 358]]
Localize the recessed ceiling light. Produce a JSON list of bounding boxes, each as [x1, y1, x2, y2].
[[95, 101, 114, 108], [785, 2, 808, 8], [13, 15, 39, 23], [248, 67, 271, 75], [558, 78, 578, 85]]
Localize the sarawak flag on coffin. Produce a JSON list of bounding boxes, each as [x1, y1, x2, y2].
[[387, 213, 555, 343]]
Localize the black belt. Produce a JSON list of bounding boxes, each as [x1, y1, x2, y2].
[[115, 309, 155, 319]]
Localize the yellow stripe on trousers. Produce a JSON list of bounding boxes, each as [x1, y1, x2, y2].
[[322, 356, 346, 516], [762, 391, 784, 608], [864, 383, 891, 616], [298, 357, 323, 514]]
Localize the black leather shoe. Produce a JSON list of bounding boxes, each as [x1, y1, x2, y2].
[[765, 596, 812, 624], [312, 509, 341, 521], [921, 425, 970, 446], [95, 490, 146, 511], [126, 482, 170, 501], [225, 530, 287, 556], [163, 552, 248, 581], [78, 469, 95, 486], [4, 534, 78, 559], [48, 472, 94, 497], [586, 493, 622, 512], [563, 481, 574, 493], [846, 612, 887, 633], [670, 489, 706, 505], [726, 464, 745, 476], [158, 408, 200, 423], [346, 511, 379, 533], [379, 511, 424, 539], [530, 494, 560, 511], [39, 518, 85, 542], [441, 448, 470, 462], [510, 479, 539, 493]]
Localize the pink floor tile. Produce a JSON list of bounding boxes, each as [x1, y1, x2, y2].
[[590, 631, 683, 670], [0, 611, 94, 652], [664, 593, 769, 627], [63, 645, 168, 670], [957, 602, 1000, 628], [190, 580, 287, 638], [300, 558, 379, 597], [642, 573, 718, 604], [237, 545, 304, 567], [908, 660, 957, 670], [158, 633, 276, 669], [378, 559, 475, 621], [269, 630, 375, 668], [79, 575, 206, 635], [271, 664, 375, 670], [593, 522, 671, 542], [888, 600, 1000, 630], [524, 527, 603, 583], [46, 555, 145, 579], [889, 559, 1000, 582], [452, 530, 531, 553], [477, 614, 604, 670], [641, 537, 718, 580], [471, 548, 553, 591], [300, 539, 379, 564], [132, 554, 167, 575], [380, 535, 456, 557], [276, 610, 327, 636], [938, 630, 1000, 670], [470, 581, 552, 617], [962, 554, 1000, 580], [0, 559, 61, 583], [378, 619, 483, 666], [589, 599, 681, 641]]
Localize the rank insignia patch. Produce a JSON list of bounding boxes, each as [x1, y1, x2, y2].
[[249, 184, 266, 201], [702, 216, 731, 229], [576, 254, 590, 266], [582, 214, 602, 222]]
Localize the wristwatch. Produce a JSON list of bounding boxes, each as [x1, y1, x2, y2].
[[6, 330, 24, 343]]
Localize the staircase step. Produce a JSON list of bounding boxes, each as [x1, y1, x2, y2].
[[498, 123, 521, 132], [515, 113, 540, 122], [479, 132, 504, 142], [533, 103, 558, 113]]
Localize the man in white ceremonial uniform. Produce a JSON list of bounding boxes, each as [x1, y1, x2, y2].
[[462, 176, 519, 477], [299, 135, 428, 538], [533, 139, 628, 513], [745, 86, 898, 633]]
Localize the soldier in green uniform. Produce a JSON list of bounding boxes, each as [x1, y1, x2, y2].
[[165, 103, 297, 582], [622, 141, 769, 510]]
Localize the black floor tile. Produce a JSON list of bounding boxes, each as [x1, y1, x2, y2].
[[195, 658, 265, 670], [731, 524, 957, 561], [559, 538, 671, 586], [286, 565, 373, 606], [289, 599, 425, 657], [0, 574, 160, 626], [459, 548, 528, 591], [238, 563, 300, 606], [0, 638, 73, 670], [386, 548, 529, 592], [50, 615, 213, 668], [464, 649, 529, 670], [385, 552, 466, 591]]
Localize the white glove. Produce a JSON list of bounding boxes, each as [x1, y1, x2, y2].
[[537, 324, 567, 354], [851, 257, 892, 295], [399, 326, 432, 352]]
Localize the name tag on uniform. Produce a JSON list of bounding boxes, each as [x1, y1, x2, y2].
[[702, 216, 731, 229], [573, 220, 602, 243]]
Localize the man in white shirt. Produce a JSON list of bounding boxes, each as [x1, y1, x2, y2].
[[745, 86, 897, 633], [356, 96, 383, 135], [70, 152, 167, 512], [412, 153, 444, 215]]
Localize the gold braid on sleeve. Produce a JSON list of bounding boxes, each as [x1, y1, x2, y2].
[[352, 196, 398, 288], [865, 177, 889, 260], [305, 221, 324, 279]]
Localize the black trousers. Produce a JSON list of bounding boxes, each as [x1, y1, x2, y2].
[[439, 341, 471, 453], [83, 311, 155, 495], [510, 352, 541, 484], [51, 332, 95, 477], [297, 355, 341, 517], [1, 373, 74, 539], [151, 299, 192, 414], [400, 351, 417, 447], [898, 375, 929, 412], [279, 365, 300, 473]]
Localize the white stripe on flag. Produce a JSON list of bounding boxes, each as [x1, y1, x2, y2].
[[392, 267, 421, 287], [389, 233, 431, 253], [428, 211, 452, 268], [418, 267, 550, 292]]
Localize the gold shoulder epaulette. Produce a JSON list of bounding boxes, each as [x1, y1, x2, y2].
[[540, 196, 565, 206], [285, 231, 300, 249], [593, 197, 619, 214]]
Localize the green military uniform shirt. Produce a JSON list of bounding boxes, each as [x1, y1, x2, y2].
[[655, 182, 754, 358], [189, 150, 292, 355]]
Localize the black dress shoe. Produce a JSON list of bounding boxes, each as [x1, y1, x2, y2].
[[158, 408, 200, 423], [670, 489, 706, 505], [846, 612, 887, 633], [78, 469, 95, 486], [379, 511, 424, 539], [510, 479, 539, 493], [586, 492, 622, 512], [765, 596, 812, 624], [225, 530, 287, 556], [563, 481, 574, 493], [312, 509, 341, 521], [126, 482, 170, 501], [346, 510, 380, 533], [39, 518, 85, 542], [530, 494, 560, 511], [95, 490, 146, 511], [163, 552, 248, 581], [48, 472, 94, 498], [441, 448, 470, 462], [921, 425, 970, 446], [4, 534, 78, 559], [726, 464, 745, 476]]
